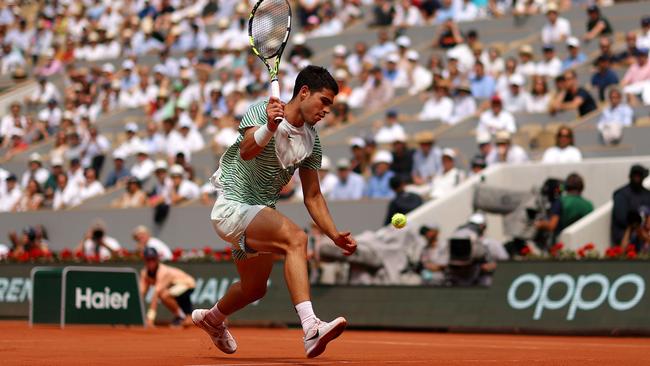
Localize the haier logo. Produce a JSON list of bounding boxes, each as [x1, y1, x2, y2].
[[75, 287, 131, 310], [507, 273, 645, 320]]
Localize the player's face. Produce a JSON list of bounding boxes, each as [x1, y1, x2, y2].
[[301, 87, 335, 125]]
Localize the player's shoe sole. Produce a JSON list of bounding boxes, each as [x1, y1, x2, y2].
[[305, 317, 347, 358], [192, 309, 237, 354]]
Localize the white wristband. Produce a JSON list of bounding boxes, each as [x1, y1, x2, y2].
[[253, 124, 274, 147]]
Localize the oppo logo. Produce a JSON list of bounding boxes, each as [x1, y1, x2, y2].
[[507, 273, 645, 320]]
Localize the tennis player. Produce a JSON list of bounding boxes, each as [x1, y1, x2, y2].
[[192, 65, 357, 358]]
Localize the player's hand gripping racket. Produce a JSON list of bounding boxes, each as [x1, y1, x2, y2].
[[248, 0, 292, 123]]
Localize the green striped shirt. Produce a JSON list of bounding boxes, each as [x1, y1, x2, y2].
[[218, 100, 322, 208]]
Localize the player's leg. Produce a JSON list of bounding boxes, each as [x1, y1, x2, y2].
[[158, 289, 182, 315], [244, 208, 347, 358]]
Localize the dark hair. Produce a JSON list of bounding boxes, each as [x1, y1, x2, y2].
[[556, 125, 574, 145], [565, 173, 584, 193], [389, 176, 403, 191], [292, 65, 339, 99]]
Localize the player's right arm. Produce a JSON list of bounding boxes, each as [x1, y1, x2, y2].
[[239, 97, 284, 160]]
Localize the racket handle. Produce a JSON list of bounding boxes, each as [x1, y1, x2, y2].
[[270, 79, 282, 123]]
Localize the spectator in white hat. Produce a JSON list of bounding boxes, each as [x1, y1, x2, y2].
[[105, 151, 131, 188], [329, 158, 366, 201], [365, 150, 396, 199], [536, 45, 562, 78], [404, 50, 433, 96], [448, 82, 477, 124], [412, 131, 442, 186], [120, 59, 140, 90], [177, 118, 205, 153], [346, 41, 369, 76], [130, 147, 156, 183], [115, 122, 144, 157], [502, 74, 530, 113], [142, 121, 166, 156], [78, 167, 105, 202], [430, 148, 465, 200], [0, 102, 27, 142], [368, 29, 397, 62], [26, 76, 60, 106], [375, 109, 406, 144], [517, 45, 537, 77], [486, 130, 529, 165], [349, 137, 370, 176], [455, 0, 480, 22], [418, 79, 454, 122], [477, 95, 517, 136], [169, 164, 200, 205], [393, 0, 423, 28], [52, 172, 81, 210], [385, 53, 408, 89], [0, 174, 21, 212], [21, 153, 49, 189], [81, 125, 111, 173], [541, 4, 572, 44], [561, 37, 587, 71]]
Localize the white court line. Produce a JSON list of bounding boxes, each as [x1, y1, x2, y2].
[[186, 360, 545, 366]]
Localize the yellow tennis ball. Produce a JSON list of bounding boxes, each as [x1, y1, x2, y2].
[[391, 213, 407, 229]]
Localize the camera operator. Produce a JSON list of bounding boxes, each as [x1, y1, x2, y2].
[[76, 221, 122, 261], [621, 207, 650, 254], [418, 224, 447, 286], [446, 214, 497, 287]]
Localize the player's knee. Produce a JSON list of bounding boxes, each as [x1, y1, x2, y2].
[[243, 285, 267, 302], [285, 230, 308, 255]]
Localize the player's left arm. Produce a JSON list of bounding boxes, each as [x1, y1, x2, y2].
[[299, 167, 357, 256]]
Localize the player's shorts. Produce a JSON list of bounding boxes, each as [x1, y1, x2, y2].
[[211, 196, 265, 261]]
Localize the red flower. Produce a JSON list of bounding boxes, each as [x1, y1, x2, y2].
[[584, 243, 595, 251], [18, 252, 30, 263], [627, 250, 637, 259], [519, 246, 531, 256], [29, 248, 43, 259], [213, 252, 223, 261], [173, 248, 184, 257], [613, 246, 623, 255], [203, 246, 213, 256], [74, 249, 85, 260], [60, 248, 73, 259], [577, 249, 585, 258]]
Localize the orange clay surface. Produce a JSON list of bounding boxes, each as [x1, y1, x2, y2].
[[1, 321, 650, 365]]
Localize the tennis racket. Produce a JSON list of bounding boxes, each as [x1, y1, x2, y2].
[[248, 0, 292, 122]]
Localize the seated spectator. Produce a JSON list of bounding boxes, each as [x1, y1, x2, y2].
[[549, 70, 597, 117], [542, 126, 583, 163], [541, 4, 571, 44], [105, 152, 131, 188], [411, 131, 442, 186], [349, 137, 370, 176], [368, 29, 397, 61], [25, 76, 60, 106], [112, 177, 147, 208], [517, 45, 537, 77], [403, 50, 433, 96], [21, 153, 49, 188], [597, 88, 634, 145], [0, 102, 26, 142], [526, 75, 551, 113], [14, 178, 44, 212], [455, 0, 480, 22], [536, 45, 562, 78], [469, 155, 488, 176], [486, 131, 529, 165], [621, 48, 650, 99], [482, 46, 505, 78], [0, 174, 21, 212], [621, 206, 650, 254], [393, 0, 423, 28], [419, 224, 447, 285], [81, 125, 111, 174], [78, 167, 105, 202], [370, 0, 395, 27], [502, 74, 530, 113], [591, 55, 619, 102], [596, 37, 616, 64], [177, 119, 205, 153], [495, 57, 518, 97], [8, 225, 50, 257], [130, 147, 156, 183], [430, 148, 465, 200], [638, 16, 650, 49], [76, 221, 121, 261], [294, 156, 339, 200], [114, 123, 144, 157], [385, 176, 423, 226], [477, 96, 517, 136], [366, 150, 396, 199], [328, 158, 365, 201], [561, 37, 587, 71], [611, 164, 650, 245], [418, 80, 454, 122], [448, 83, 477, 124], [469, 61, 496, 100], [4, 129, 28, 159], [52, 173, 81, 210], [363, 66, 394, 110], [582, 5, 613, 42], [132, 225, 173, 260], [169, 164, 200, 205], [375, 109, 406, 144], [390, 131, 415, 183], [615, 31, 640, 66]]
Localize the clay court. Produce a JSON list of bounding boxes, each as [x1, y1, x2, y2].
[[2, 321, 649, 365]]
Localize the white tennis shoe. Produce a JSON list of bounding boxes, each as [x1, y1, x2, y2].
[[304, 317, 347, 358], [192, 309, 237, 354]]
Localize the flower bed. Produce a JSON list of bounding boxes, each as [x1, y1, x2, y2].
[[517, 242, 650, 260]]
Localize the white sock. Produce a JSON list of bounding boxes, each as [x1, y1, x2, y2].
[[176, 309, 186, 318], [295, 301, 318, 335], [206, 303, 226, 326]]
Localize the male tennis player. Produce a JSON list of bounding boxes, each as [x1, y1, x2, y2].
[[192, 65, 356, 358]]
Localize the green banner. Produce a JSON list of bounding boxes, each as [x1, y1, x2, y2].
[[62, 267, 145, 327]]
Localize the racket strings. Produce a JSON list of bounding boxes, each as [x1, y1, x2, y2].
[[251, 0, 290, 59]]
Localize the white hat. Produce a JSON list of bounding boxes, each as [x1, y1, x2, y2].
[[50, 156, 64, 166], [298, 59, 310, 70], [391, 129, 407, 143], [63, 111, 74, 120], [333, 44, 347, 56], [178, 118, 193, 129], [153, 64, 167, 75], [125, 122, 138, 132], [495, 130, 512, 143], [9, 127, 24, 137], [217, 18, 230, 28], [122, 59, 135, 70], [102, 63, 115, 73], [179, 58, 191, 69], [396, 36, 411, 48], [476, 130, 492, 144], [169, 164, 185, 176], [442, 148, 456, 159], [320, 156, 331, 170], [135, 144, 149, 155], [334, 69, 348, 80], [566, 37, 580, 48], [349, 137, 366, 148], [372, 150, 393, 165], [509, 74, 525, 86], [29, 152, 43, 163], [113, 150, 127, 160], [336, 158, 351, 169], [386, 53, 400, 63], [293, 33, 306, 45], [406, 50, 419, 61], [37, 109, 49, 121], [469, 212, 486, 225], [154, 160, 168, 171]]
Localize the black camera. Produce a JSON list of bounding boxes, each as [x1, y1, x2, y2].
[[91, 229, 105, 241]]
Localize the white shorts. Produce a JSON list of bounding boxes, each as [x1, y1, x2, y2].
[[210, 196, 265, 261]]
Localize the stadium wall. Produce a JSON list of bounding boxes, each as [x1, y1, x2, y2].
[[3, 261, 649, 334]]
